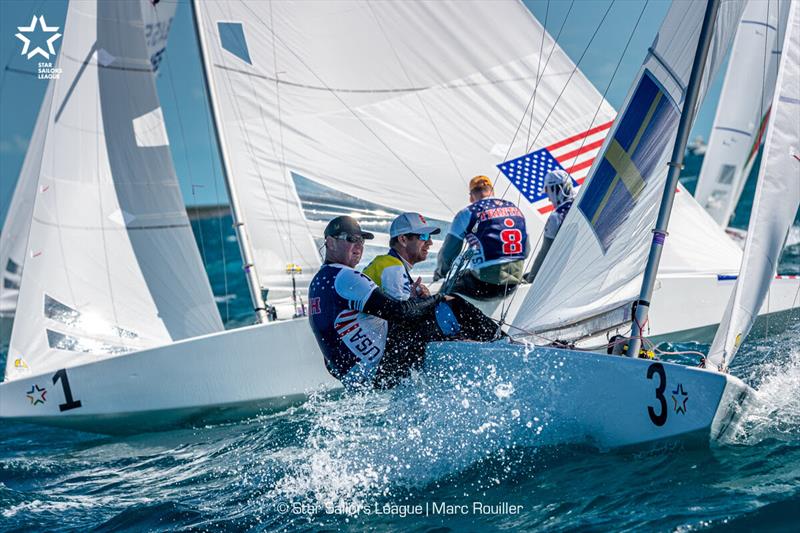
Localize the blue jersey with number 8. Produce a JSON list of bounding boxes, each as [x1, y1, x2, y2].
[[449, 197, 528, 269]]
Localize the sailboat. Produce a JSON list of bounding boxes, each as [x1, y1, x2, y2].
[[429, 0, 799, 449], [0, 0, 796, 438], [694, 0, 791, 229]]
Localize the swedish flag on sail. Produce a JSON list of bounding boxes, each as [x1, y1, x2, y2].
[[578, 70, 679, 251]]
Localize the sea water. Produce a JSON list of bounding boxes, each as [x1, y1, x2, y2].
[[1, 164, 798, 531]]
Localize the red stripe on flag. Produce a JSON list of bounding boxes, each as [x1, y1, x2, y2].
[[538, 204, 555, 214], [545, 120, 614, 152], [564, 158, 595, 175], [335, 319, 356, 330], [555, 138, 605, 163], [339, 324, 359, 336]]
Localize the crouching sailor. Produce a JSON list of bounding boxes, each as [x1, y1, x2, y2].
[[434, 175, 529, 299], [309, 215, 497, 389]]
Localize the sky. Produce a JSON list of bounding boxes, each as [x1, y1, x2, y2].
[[0, 0, 728, 225]]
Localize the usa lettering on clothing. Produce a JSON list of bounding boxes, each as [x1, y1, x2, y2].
[[308, 264, 388, 385]]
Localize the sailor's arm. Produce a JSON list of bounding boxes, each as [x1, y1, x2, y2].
[[433, 234, 464, 281], [523, 236, 553, 284], [363, 288, 444, 321]]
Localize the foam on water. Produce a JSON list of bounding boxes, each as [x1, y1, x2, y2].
[[787, 225, 800, 248], [260, 348, 562, 512], [729, 330, 800, 444]]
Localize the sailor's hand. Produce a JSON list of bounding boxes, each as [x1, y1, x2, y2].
[[411, 277, 430, 298]]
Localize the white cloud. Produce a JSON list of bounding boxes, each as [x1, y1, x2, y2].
[[0, 135, 29, 153]]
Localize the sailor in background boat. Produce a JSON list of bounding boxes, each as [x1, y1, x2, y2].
[[434, 176, 529, 299], [309, 216, 497, 389], [524, 169, 575, 283], [362, 212, 441, 300]]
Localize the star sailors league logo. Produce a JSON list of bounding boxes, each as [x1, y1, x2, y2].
[[499, 120, 613, 218], [15, 15, 63, 79], [26, 384, 47, 406]]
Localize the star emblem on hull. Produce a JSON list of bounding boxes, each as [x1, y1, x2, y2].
[[672, 383, 688, 414], [25, 384, 47, 405], [15, 16, 62, 60]]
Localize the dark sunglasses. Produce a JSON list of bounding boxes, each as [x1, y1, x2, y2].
[[333, 233, 365, 244], [406, 233, 431, 241]]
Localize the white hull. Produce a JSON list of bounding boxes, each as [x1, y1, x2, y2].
[[425, 341, 753, 449], [1, 273, 796, 435]]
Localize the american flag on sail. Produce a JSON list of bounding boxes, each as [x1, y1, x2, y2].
[[498, 120, 614, 217]]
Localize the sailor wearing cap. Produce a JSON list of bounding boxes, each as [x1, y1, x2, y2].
[[523, 169, 575, 283], [362, 212, 441, 301], [308, 215, 498, 389], [434, 175, 529, 299]]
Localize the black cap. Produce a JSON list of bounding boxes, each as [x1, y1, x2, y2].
[[323, 215, 375, 240]]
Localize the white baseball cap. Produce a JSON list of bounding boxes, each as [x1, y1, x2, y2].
[[389, 212, 442, 238]]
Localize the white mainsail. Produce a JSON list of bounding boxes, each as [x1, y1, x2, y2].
[[694, 0, 791, 227], [192, 0, 615, 297], [5, 0, 222, 380], [0, 0, 178, 320], [513, 0, 747, 336], [707, 1, 800, 372]]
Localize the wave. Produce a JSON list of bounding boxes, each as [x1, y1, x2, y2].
[[265, 349, 560, 512], [787, 225, 800, 248], [726, 322, 800, 444]]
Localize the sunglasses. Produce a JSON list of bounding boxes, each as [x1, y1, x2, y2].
[[333, 233, 365, 245], [406, 233, 431, 241]]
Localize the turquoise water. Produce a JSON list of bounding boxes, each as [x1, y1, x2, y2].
[[1, 164, 799, 531]]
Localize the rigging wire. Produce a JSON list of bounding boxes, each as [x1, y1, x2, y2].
[[496, 0, 649, 330], [162, 48, 209, 271], [214, 0, 300, 270], [493, 0, 576, 196], [238, 1, 456, 216], [365, 2, 465, 188], [268, 0, 300, 273], [194, 9, 233, 323], [524, 0, 551, 152]]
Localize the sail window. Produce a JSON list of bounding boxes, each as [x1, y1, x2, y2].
[[3, 277, 19, 290], [716, 164, 736, 185], [218, 22, 251, 64], [46, 329, 135, 355], [132, 107, 169, 147], [5, 258, 20, 275], [44, 294, 139, 339]]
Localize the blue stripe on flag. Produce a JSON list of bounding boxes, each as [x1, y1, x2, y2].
[[577, 70, 679, 251], [498, 149, 576, 206]]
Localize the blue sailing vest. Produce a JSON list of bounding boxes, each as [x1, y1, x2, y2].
[[450, 197, 528, 269], [308, 264, 388, 386]]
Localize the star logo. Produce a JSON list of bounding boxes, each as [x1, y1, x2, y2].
[[672, 383, 688, 414], [15, 15, 62, 60], [25, 384, 47, 406]]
